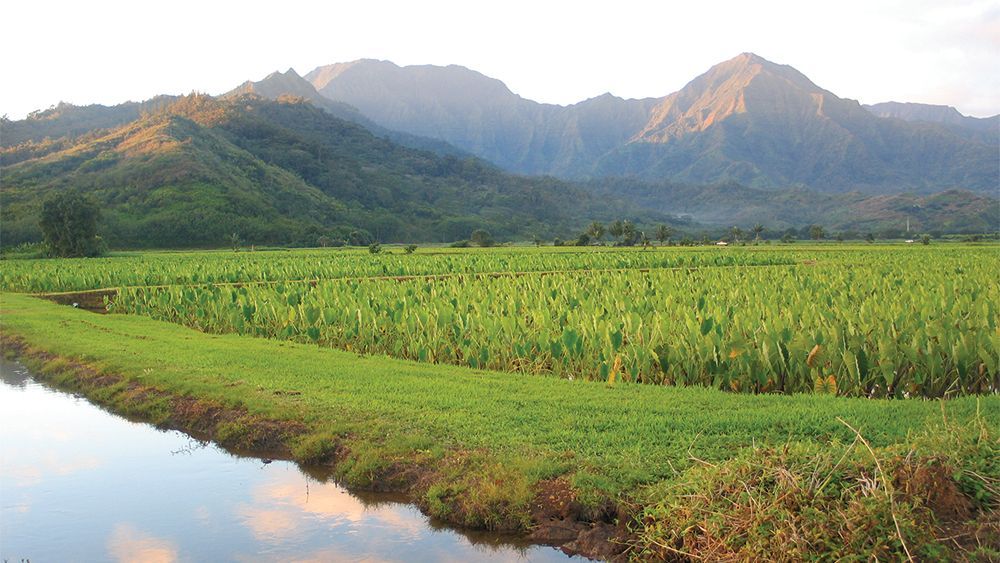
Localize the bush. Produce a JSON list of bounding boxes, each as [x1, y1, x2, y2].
[[368, 242, 382, 254], [470, 229, 495, 247], [404, 244, 417, 254]]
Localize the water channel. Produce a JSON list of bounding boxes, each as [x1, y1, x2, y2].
[[0, 359, 582, 562]]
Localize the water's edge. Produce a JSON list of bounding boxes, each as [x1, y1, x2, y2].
[[1, 337, 608, 560]]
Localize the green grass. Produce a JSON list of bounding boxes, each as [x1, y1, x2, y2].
[[3, 292, 998, 558], [2, 293, 995, 487]]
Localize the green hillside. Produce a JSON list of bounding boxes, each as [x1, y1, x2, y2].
[[0, 95, 669, 249]]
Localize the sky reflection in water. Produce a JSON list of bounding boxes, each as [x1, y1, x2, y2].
[[0, 360, 578, 562]]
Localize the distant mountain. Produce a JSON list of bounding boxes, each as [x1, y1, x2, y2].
[[228, 67, 467, 157], [302, 54, 997, 195], [864, 101, 998, 144], [305, 59, 657, 176], [0, 95, 670, 248], [226, 68, 367, 123], [599, 53, 996, 193]]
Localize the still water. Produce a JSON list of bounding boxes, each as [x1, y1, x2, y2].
[[0, 360, 581, 562]]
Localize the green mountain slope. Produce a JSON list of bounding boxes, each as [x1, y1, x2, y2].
[[1, 95, 669, 249], [1, 97, 179, 149]]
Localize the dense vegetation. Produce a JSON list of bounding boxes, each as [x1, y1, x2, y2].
[[5, 245, 995, 399], [0, 246, 794, 293], [38, 192, 104, 257], [0, 95, 672, 249], [108, 246, 997, 398]]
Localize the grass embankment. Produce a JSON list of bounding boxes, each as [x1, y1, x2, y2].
[[2, 293, 997, 560]]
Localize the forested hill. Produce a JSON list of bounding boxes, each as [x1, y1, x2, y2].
[[0, 95, 673, 249]]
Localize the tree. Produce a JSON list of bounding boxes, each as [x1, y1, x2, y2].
[[470, 229, 494, 247], [587, 221, 606, 244], [39, 192, 104, 257], [620, 221, 639, 246], [751, 224, 765, 243], [865, 232, 876, 243], [655, 224, 675, 245], [809, 225, 825, 240], [404, 244, 417, 254], [608, 220, 625, 242], [729, 226, 744, 244], [317, 235, 332, 248], [368, 242, 382, 254], [920, 234, 931, 245]]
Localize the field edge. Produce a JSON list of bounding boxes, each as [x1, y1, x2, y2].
[[1, 292, 997, 561]]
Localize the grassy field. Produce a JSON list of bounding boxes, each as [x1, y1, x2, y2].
[[1, 244, 998, 559]]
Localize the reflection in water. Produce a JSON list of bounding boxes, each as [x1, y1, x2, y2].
[[107, 523, 180, 563], [0, 360, 581, 562]]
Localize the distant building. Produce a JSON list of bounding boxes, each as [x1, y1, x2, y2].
[[716, 241, 729, 246]]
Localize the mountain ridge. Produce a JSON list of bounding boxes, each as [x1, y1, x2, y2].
[[296, 53, 997, 194]]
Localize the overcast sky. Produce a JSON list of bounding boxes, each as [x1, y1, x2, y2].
[[2, 0, 997, 119]]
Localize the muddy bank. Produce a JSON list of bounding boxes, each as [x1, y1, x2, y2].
[[0, 335, 631, 561], [37, 289, 117, 313]]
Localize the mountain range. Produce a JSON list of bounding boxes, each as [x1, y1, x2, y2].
[[299, 53, 997, 194], [1, 53, 996, 248]]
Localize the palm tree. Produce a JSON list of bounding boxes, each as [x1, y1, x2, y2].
[[587, 221, 606, 244], [655, 224, 675, 246], [751, 224, 765, 243], [621, 221, 638, 246], [608, 220, 625, 243], [729, 226, 744, 244]]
